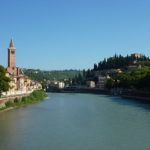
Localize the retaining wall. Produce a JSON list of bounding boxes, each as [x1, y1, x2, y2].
[[0, 94, 30, 108]]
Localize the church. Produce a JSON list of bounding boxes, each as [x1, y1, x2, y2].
[[3, 39, 42, 96], [6, 39, 24, 77]]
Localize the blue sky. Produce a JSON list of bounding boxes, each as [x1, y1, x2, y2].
[[0, 0, 150, 70]]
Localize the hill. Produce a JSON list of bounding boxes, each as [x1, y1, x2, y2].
[[71, 53, 150, 90], [23, 69, 82, 82], [93, 53, 150, 71]]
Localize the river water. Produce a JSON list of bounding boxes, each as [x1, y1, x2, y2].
[[0, 93, 150, 150]]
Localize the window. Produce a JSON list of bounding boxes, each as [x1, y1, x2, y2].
[[11, 51, 15, 54]]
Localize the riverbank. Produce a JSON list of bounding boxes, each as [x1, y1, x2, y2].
[[0, 90, 48, 112], [47, 87, 111, 94], [121, 89, 150, 102], [47, 87, 150, 102]]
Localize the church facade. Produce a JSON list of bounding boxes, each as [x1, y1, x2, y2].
[[2, 39, 42, 96]]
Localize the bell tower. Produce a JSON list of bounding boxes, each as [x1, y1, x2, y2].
[[8, 39, 16, 68]]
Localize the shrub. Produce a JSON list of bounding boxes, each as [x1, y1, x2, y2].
[[1, 90, 47, 111], [5, 101, 14, 107]]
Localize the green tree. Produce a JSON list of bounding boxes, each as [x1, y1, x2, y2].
[[41, 81, 47, 90], [105, 78, 114, 88], [0, 65, 10, 97], [94, 64, 98, 71], [112, 67, 150, 89]]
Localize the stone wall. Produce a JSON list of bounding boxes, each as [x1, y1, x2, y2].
[[0, 94, 30, 108]]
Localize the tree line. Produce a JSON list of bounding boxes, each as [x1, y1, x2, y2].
[[0, 65, 10, 96], [105, 67, 150, 90], [93, 54, 149, 71], [72, 54, 150, 90], [23, 69, 81, 82]]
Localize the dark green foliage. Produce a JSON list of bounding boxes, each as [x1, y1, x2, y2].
[[5, 101, 14, 107], [138, 60, 150, 66], [107, 67, 150, 89], [41, 81, 47, 89], [23, 69, 81, 82], [22, 97, 27, 102], [72, 72, 85, 85], [138, 72, 150, 89], [94, 54, 149, 71], [85, 54, 150, 89], [14, 98, 19, 103], [0, 65, 10, 96], [20, 90, 48, 105], [105, 78, 114, 89], [94, 64, 98, 71], [71, 54, 150, 91], [78, 54, 150, 87]]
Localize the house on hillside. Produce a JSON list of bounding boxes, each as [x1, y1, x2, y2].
[[87, 81, 96, 88], [131, 53, 143, 59], [97, 75, 110, 89]]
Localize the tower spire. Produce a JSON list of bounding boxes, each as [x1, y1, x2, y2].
[[9, 38, 14, 48], [8, 39, 16, 68]]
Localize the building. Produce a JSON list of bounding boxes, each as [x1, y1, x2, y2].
[[87, 81, 96, 88], [131, 53, 143, 59], [2, 39, 42, 96], [127, 65, 142, 71], [58, 82, 65, 88], [6, 39, 23, 77], [97, 75, 110, 89], [48, 80, 65, 89]]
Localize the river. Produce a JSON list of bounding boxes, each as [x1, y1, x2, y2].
[[0, 93, 150, 150]]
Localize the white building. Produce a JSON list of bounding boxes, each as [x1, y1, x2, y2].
[[58, 82, 65, 88], [87, 81, 96, 88]]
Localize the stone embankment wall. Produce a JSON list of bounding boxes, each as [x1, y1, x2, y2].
[[46, 87, 111, 95], [121, 89, 150, 101], [0, 94, 30, 108]]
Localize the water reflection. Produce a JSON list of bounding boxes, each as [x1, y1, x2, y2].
[[0, 93, 150, 150], [107, 95, 150, 111]]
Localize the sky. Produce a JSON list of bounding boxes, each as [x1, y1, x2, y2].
[[0, 0, 150, 70]]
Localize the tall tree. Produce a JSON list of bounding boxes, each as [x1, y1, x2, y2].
[[94, 64, 98, 71], [0, 65, 10, 97]]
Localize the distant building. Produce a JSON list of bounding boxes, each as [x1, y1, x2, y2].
[[30, 80, 42, 91], [116, 69, 122, 73], [58, 82, 65, 88], [131, 53, 143, 59], [48, 80, 65, 89], [97, 75, 110, 89], [87, 81, 96, 88], [127, 65, 139, 71]]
